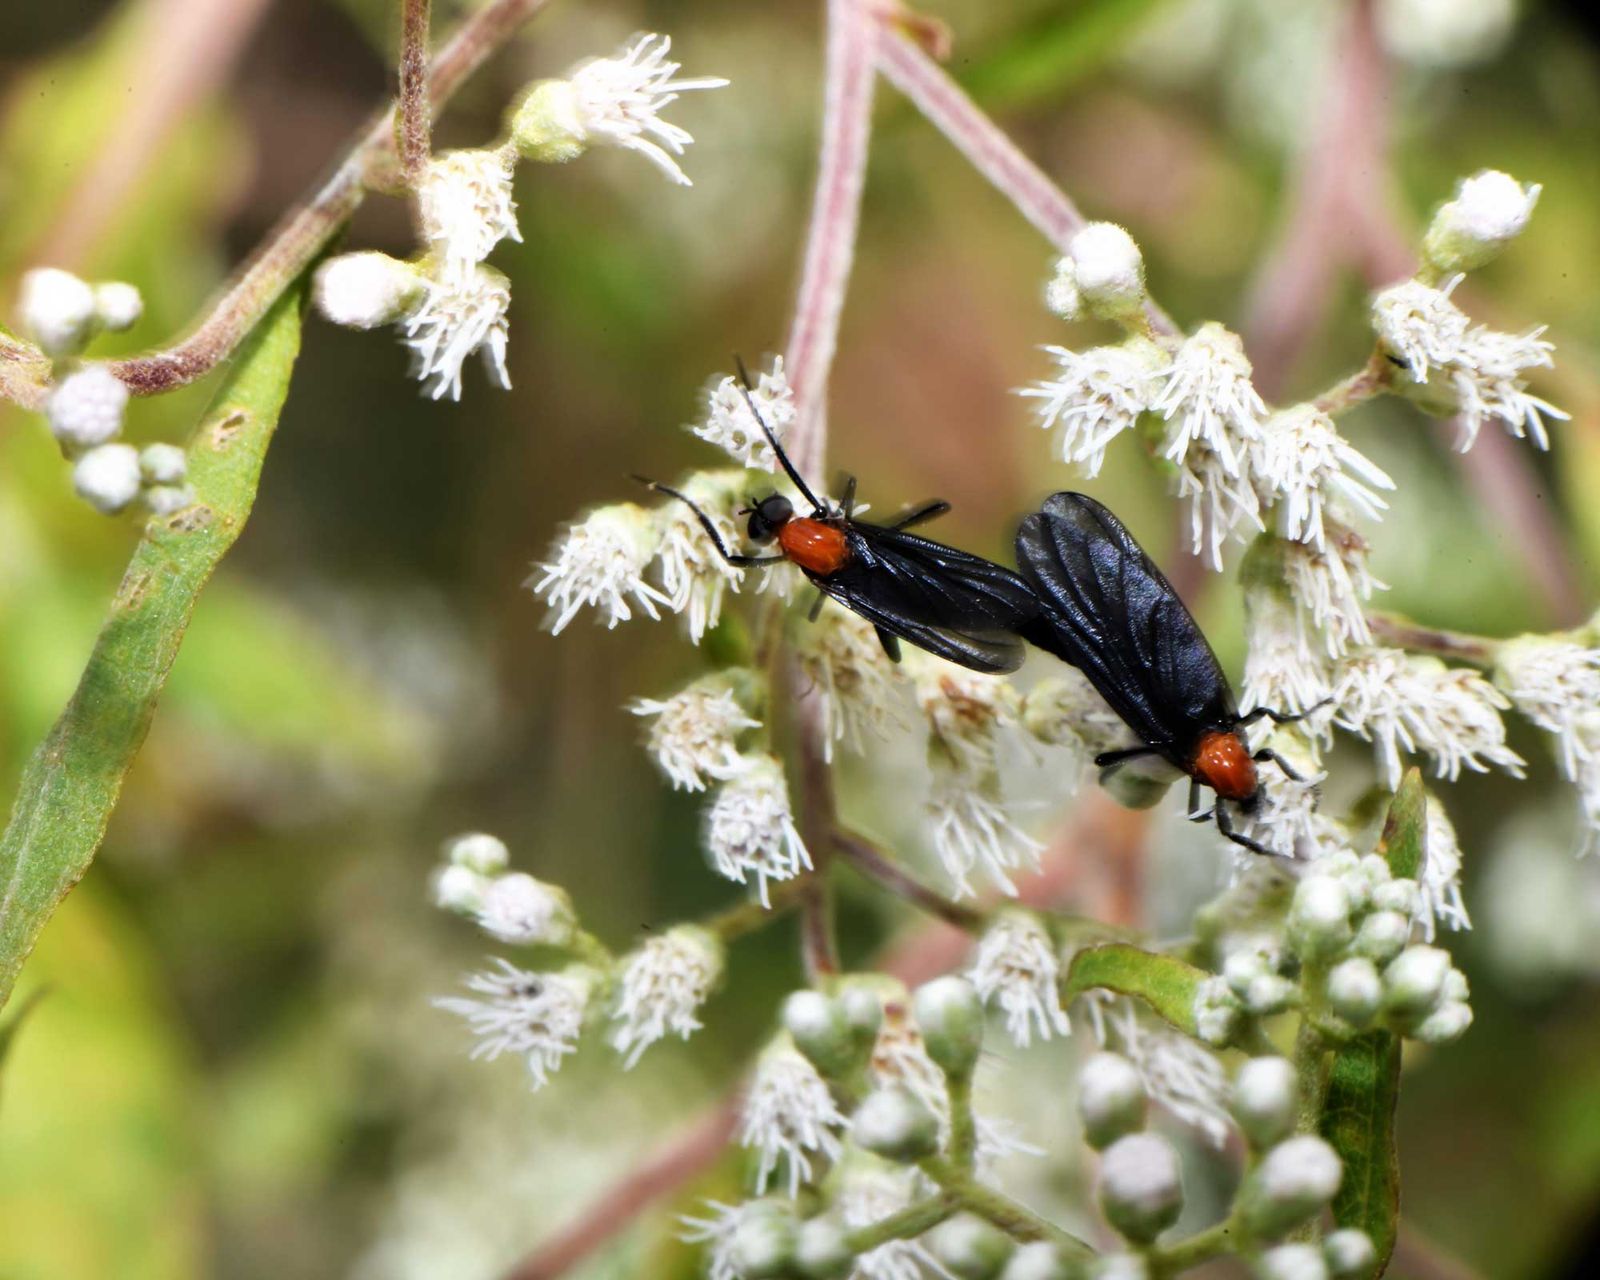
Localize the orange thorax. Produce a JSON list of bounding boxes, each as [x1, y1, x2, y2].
[[1191, 730, 1258, 801], [778, 518, 851, 575]]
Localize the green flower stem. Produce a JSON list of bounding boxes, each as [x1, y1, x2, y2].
[[1293, 998, 1333, 1135], [1312, 348, 1392, 417], [920, 1155, 1095, 1256], [702, 880, 807, 942], [843, 1194, 959, 1254], [0, 285, 306, 1012], [569, 929, 615, 970], [1148, 1211, 1246, 1277], [1367, 613, 1501, 667], [946, 1071, 977, 1170]]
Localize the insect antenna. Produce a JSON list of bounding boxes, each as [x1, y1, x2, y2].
[[733, 354, 823, 513], [632, 476, 783, 568]]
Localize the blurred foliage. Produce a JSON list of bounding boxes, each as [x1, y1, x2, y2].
[[0, 1, 1595, 1278]]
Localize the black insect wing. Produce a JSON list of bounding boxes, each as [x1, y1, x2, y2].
[[815, 521, 1041, 674], [1015, 492, 1238, 761]]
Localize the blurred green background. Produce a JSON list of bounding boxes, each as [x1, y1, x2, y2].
[[0, 1, 1597, 1276]]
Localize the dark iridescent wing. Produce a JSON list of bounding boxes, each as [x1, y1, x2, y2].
[[1015, 492, 1237, 753], [813, 523, 1040, 674]]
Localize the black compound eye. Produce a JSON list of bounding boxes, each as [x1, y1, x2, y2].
[[746, 510, 775, 543], [747, 494, 792, 543]]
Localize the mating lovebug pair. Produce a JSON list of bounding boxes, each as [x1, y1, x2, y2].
[[640, 368, 1319, 856]]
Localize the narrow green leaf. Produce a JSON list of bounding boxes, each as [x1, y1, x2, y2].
[[0, 283, 306, 1010], [1062, 943, 1207, 1035], [1378, 768, 1426, 880], [1320, 1032, 1402, 1276]]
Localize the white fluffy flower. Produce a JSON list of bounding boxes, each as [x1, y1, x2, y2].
[[1068, 221, 1146, 316], [694, 357, 796, 470], [652, 472, 745, 642], [529, 502, 668, 634], [927, 762, 1041, 898], [909, 652, 1020, 769], [1021, 669, 1135, 760], [630, 675, 759, 791], [1085, 996, 1231, 1146], [969, 912, 1070, 1046], [18, 266, 98, 357], [1252, 405, 1393, 551], [1019, 339, 1166, 476], [1334, 649, 1525, 788], [705, 755, 811, 906], [741, 1043, 846, 1195], [434, 960, 591, 1088], [796, 607, 909, 759], [1371, 276, 1566, 451], [1418, 798, 1470, 938], [402, 264, 512, 400], [46, 364, 128, 451], [1425, 169, 1541, 271], [1153, 325, 1267, 568], [1242, 584, 1335, 721], [1281, 525, 1384, 659], [1234, 767, 1345, 867], [314, 251, 427, 329], [417, 148, 521, 281], [475, 871, 575, 946], [72, 442, 142, 515], [94, 281, 143, 332], [838, 1165, 941, 1280], [611, 926, 723, 1067], [1495, 635, 1600, 852]]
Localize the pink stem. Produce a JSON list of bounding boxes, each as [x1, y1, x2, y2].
[[784, 0, 878, 484], [873, 27, 1179, 339]]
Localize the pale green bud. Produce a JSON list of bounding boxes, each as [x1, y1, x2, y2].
[[729, 1201, 799, 1278], [1371, 878, 1419, 918], [509, 79, 587, 164], [1326, 957, 1382, 1027], [1381, 945, 1451, 1021], [1193, 975, 1243, 1047], [446, 832, 511, 875], [1351, 910, 1410, 964], [929, 1214, 1016, 1280], [1078, 1051, 1147, 1149], [313, 252, 426, 329], [1044, 257, 1082, 321], [851, 1086, 940, 1162], [1423, 170, 1541, 275], [1257, 1242, 1329, 1280], [783, 991, 858, 1079], [913, 976, 984, 1079], [839, 981, 885, 1046], [1323, 1228, 1377, 1278], [1001, 1242, 1089, 1280], [1232, 1056, 1296, 1149], [1288, 876, 1353, 960], [139, 443, 187, 486], [1243, 973, 1297, 1016], [1069, 222, 1146, 319], [1412, 1000, 1473, 1044], [1098, 1132, 1184, 1243], [794, 1216, 853, 1279], [1239, 1136, 1342, 1239]]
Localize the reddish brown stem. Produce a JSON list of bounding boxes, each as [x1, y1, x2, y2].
[[834, 828, 985, 931], [397, 0, 434, 189]]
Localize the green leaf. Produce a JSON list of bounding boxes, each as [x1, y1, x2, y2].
[[1062, 943, 1207, 1035], [1320, 1031, 1402, 1276], [0, 283, 306, 1011], [1378, 768, 1426, 881]]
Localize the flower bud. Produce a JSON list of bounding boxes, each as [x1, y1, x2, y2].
[[1224, 950, 1270, 995], [1412, 1000, 1473, 1044], [851, 1086, 940, 1162], [1423, 170, 1541, 274], [1093, 1255, 1147, 1280], [1192, 975, 1242, 1047], [839, 983, 884, 1046], [1069, 223, 1145, 319], [913, 976, 984, 1079], [783, 991, 858, 1079], [1000, 1242, 1088, 1280], [46, 365, 128, 451], [1078, 1051, 1146, 1149], [794, 1216, 853, 1279], [20, 266, 98, 357], [94, 281, 144, 332], [139, 443, 188, 486], [1325, 957, 1382, 1027], [313, 252, 427, 329], [73, 442, 142, 514], [476, 872, 576, 946], [1371, 878, 1419, 919], [509, 79, 587, 164], [1044, 257, 1081, 321], [1232, 1056, 1296, 1149], [1239, 1136, 1342, 1239], [446, 832, 510, 874], [1351, 910, 1410, 964], [433, 864, 489, 914], [143, 485, 195, 517], [1257, 1242, 1329, 1280], [1323, 1228, 1377, 1278], [1381, 946, 1451, 1021], [1287, 876, 1353, 960], [929, 1213, 1015, 1280], [1243, 973, 1296, 1017], [729, 1200, 799, 1279], [1097, 1132, 1184, 1243]]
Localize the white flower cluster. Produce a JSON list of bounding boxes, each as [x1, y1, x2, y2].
[[968, 911, 1070, 1046], [1080, 993, 1232, 1146], [433, 958, 594, 1088], [907, 651, 1039, 896], [18, 266, 142, 359], [795, 607, 909, 759], [1496, 634, 1600, 852], [316, 33, 723, 399]]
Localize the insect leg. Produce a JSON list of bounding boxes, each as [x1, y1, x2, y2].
[[1236, 697, 1334, 728], [1253, 749, 1305, 782], [639, 480, 786, 567], [1215, 803, 1273, 857], [1186, 777, 1214, 823], [838, 473, 858, 518], [808, 589, 827, 623], [874, 626, 903, 663], [887, 499, 952, 531], [734, 355, 823, 512], [1094, 745, 1162, 769]]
